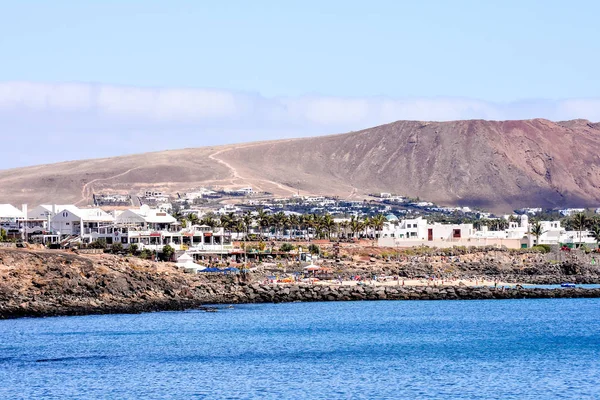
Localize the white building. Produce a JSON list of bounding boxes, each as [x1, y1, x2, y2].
[[559, 208, 586, 217], [380, 217, 429, 240], [26, 205, 78, 235], [50, 207, 114, 238], [0, 204, 25, 237]]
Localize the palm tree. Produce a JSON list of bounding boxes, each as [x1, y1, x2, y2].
[[321, 214, 336, 240], [288, 214, 299, 239], [201, 214, 217, 228], [243, 211, 254, 239], [339, 220, 350, 239], [349, 216, 361, 239], [304, 214, 317, 241], [219, 212, 237, 239], [171, 209, 188, 228], [260, 214, 272, 239], [590, 225, 600, 250], [256, 208, 270, 239], [371, 214, 386, 238], [528, 221, 546, 246], [235, 219, 247, 262], [188, 212, 200, 226], [572, 213, 589, 248], [363, 216, 372, 238], [273, 211, 286, 238]]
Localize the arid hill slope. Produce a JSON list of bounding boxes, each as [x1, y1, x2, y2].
[[1, 118, 599, 211]]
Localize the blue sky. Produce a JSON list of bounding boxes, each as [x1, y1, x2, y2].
[[1, 0, 599, 168]]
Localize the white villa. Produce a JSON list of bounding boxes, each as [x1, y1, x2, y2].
[[379, 216, 474, 246], [2, 200, 599, 253], [0, 204, 25, 237], [50, 207, 114, 237], [379, 213, 597, 249]]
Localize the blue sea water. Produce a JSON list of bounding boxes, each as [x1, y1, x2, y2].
[[1, 299, 599, 399]]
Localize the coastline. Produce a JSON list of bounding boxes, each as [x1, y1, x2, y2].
[[2, 248, 600, 320], [3, 284, 600, 320]]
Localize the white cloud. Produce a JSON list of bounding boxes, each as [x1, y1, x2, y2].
[[0, 80, 599, 169]]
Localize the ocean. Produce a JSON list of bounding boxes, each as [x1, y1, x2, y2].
[[1, 299, 599, 399]]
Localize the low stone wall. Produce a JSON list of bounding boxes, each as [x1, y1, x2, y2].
[[2, 284, 600, 319], [76, 249, 104, 254], [378, 237, 523, 249], [227, 283, 600, 303], [0, 243, 16, 248]]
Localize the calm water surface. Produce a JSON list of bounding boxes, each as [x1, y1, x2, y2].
[[1, 299, 599, 399]]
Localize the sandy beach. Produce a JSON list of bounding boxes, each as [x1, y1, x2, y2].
[[314, 278, 517, 288]]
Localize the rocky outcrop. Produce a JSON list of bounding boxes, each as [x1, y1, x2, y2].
[[231, 283, 600, 303], [1, 249, 600, 319]]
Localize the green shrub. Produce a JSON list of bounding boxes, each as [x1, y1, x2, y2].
[[139, 249, 153, 259], [279, 243, 294, 252], [161, 245, 175, 261], [89, 239, 107, 249], [531, 244, 551, 253], [111, 243, 124, 254], [308, 243, 320, 255]]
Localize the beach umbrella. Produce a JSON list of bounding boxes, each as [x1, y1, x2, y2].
[[200, 267, 221, 272]]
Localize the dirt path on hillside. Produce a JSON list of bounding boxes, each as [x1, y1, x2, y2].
[[208, 142, 299, 195], [77, 167, 142, 206]]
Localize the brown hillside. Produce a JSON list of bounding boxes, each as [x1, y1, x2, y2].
[[1, 118, 599, 211]]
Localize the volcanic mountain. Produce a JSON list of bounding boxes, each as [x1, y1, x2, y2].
[[1, 118, 599, 212]]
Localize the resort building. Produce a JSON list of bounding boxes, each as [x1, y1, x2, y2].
[[50, 207, 114, 238], [0, 204, 25, 238]]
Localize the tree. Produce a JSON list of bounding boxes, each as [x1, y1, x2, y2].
[[320, 214, 336, 240], [308, 243, 320, 255], [350, 216, 362, 239], [89, 239, 107, 249], [371, 214, 386, 238], [139, 249, 153, 260], [258, 241, 266, 252], [288, 214, 299, 238], [528, 221, 546, 246], [234, 219, 248, 262], [161, 244, 175, 261], [279, 243, 294, 252], [201, 214, 217, 228], [590, 225, 600, 249], [256, 208, 270, 239], [339, 220, 349, 239], [129, 243, 139, 255], [0, 228, 7, 242], [111, 242, 124, 254], [572, 213, 589, 248], [363, 216, 373, 237], [188, 213, 200, 226], [243, 212, 254, 237], [272, 211, 287, 238], [172, 210, 188, 228]]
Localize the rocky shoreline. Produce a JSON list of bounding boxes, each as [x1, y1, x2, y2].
[[3, 283, 600, 319], [1, 248, 600, 319]]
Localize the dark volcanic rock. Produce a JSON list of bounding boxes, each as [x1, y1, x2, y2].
[[2, 248, 600, 319]]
